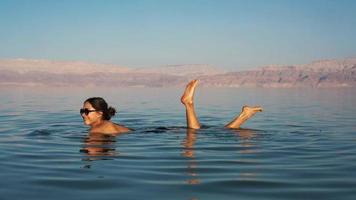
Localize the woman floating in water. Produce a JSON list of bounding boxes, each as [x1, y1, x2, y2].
[[80, 97, 131, 134], [80, 80, 262, 134]]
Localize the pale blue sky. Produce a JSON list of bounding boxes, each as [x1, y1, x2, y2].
[[0, 0, 356, 70]]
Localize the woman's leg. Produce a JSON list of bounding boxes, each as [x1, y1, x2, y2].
[[225, 105, 263, 129], [181, 80, 201, 129]]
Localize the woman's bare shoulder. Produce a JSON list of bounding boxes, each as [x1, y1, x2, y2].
[[112, 123, 131, 133]]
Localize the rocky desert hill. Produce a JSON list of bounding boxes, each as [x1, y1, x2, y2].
[[199, 58, 356, 88], [0, 57, 355, 88]]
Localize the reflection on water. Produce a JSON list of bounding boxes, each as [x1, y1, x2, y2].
[[80, 133, 118, 168], [232, 128, 258, 181], [232, 128, 257, 140], [182, 129, 200, 185], [181, 128, 260, 185], [233, 128, 258, 154]]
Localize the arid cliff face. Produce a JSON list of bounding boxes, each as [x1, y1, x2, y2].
[[200, 58, 356, 88], [0, 58, 355, 87]]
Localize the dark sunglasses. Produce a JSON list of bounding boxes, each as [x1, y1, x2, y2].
[[80, 108, 97, 115]]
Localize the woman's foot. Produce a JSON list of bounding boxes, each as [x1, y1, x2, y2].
[[181, 79, 198, 105], [181, 80, 201, 129], [225, 105, 263, 129], [241, 105, 263, 117]]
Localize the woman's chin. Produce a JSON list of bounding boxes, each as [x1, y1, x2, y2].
[[83, 120, 91, 126]]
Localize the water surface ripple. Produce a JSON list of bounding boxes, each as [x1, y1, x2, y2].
[[0, 87, 355, 200]]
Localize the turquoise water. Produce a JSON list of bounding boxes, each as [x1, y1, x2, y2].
[[0, 87, 356, 200]]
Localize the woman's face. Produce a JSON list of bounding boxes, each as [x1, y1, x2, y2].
[[81, 102, 103, 126]]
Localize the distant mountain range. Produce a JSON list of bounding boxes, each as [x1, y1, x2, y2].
[[0, 57, 355, 88]]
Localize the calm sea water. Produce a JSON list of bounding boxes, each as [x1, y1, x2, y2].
[[0, 86, 355, 200]]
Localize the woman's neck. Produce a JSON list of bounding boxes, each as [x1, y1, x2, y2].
[[90, 119, 106, 129]]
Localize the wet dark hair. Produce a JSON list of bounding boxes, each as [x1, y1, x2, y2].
[[84, 97, 116, 120]]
